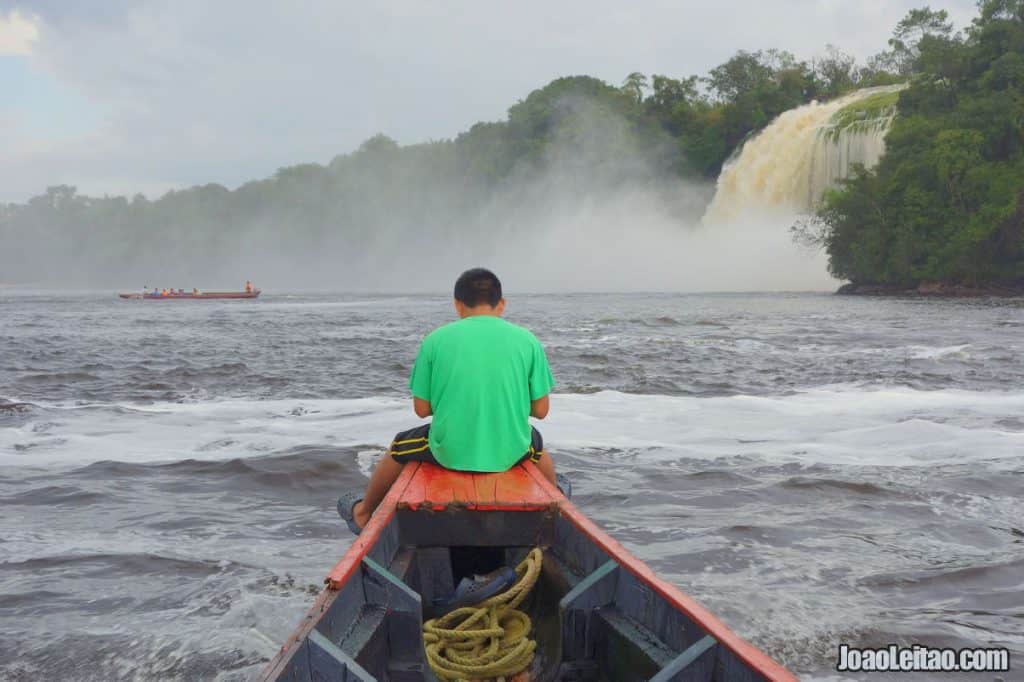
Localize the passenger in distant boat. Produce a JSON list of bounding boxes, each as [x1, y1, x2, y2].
[[245, 280, 254, 293], [347, 268, 556, 531], [193, 288, 199, 295]]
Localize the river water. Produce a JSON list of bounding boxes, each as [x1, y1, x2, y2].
[[1, 291, 1021, 680]]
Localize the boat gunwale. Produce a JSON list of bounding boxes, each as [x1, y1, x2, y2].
[[518, 463, 797, 682], [258, 462, 420, 682]]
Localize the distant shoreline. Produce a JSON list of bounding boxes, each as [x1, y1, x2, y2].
[[837, 281, 1024, 297]]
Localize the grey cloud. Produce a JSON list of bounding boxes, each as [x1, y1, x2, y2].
[[2, 0, 979, 202]]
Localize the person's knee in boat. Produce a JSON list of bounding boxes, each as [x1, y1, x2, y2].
[[352, 268, 556, 529]]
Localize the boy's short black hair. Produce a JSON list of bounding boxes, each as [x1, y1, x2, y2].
[[454, 268, 502, 307]]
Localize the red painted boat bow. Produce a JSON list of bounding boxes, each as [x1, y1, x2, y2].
[[266, 463, 796, 681]]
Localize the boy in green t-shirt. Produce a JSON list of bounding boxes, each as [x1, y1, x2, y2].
[[348, 268, 557, 530]]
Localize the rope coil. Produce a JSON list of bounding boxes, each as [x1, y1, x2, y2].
[[422, 547, 543, 681]]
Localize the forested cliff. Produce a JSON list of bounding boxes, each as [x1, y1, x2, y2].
[[806, 0, 1024, 291], [3, 3, 1020, 291]]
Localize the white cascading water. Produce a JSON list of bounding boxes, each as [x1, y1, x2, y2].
[[703, 85, 905, 223]]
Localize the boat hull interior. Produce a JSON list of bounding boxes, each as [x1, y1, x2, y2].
[[261, 463, 790, 682]]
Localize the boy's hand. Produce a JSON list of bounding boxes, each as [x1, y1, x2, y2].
[[413, 397, 433, 418], [530, 395, 549, 420]]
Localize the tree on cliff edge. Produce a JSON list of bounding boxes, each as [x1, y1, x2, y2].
[[811, 1, 1024, 288]]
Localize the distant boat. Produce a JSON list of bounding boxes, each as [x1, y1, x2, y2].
[[118, 288, 260, 300]]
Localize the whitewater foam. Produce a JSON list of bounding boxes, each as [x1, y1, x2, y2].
[[3, 387, 1022, 469]]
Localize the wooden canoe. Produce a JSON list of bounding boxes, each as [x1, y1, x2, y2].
[[260, 462, 795, 681]]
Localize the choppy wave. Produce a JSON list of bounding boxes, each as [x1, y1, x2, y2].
[[2, 292, 1024, 679]]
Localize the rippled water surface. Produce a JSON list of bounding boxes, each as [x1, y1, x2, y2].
[[1, 291, 1022, 680]]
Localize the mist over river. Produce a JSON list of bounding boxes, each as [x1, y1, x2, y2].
[[1, 291, 1022, 680]]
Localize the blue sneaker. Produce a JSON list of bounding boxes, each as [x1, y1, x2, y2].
[[556, 473, 572, 500], [336, 491, 363, 535], [431, 566, 518, 614]]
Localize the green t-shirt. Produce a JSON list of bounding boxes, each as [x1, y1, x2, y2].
[[408, 315, 554, 472]]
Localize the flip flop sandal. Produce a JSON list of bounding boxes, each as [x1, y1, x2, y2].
[[556, 473, 572, 500], [431, 566, 518, 614], [336, 491, 363, 536]]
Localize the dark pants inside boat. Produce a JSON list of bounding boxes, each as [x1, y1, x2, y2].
[[389, 423, 544, 468]]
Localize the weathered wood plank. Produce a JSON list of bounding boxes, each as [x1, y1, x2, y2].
[[307, 629, 374, 681], [650, 635, 718, 682], [559, 559, 619, 661]]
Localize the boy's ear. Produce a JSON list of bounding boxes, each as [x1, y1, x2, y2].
[[495, 298, 507, 315], [454, 299, 466, 317]]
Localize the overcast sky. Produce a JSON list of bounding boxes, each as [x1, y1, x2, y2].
[[1, 0, 978, 203]]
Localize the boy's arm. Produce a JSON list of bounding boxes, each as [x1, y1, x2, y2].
[[409, 335, 433, 418], [528, 333, 554, 420], [530, 395, 549, 419], [413, 397, 433, 418]]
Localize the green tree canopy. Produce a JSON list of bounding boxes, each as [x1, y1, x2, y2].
[[809, 0, 1024, 287]]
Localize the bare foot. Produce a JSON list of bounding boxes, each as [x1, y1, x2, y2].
[[352, 501, 370, 529]]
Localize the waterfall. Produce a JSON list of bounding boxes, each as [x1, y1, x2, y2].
[[703, 85, 905, 223]]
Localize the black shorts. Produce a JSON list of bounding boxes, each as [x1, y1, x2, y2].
[[389, 423, 544, 469]]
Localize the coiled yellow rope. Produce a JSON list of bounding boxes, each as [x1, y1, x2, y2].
[[422, 547, 543, 681]]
